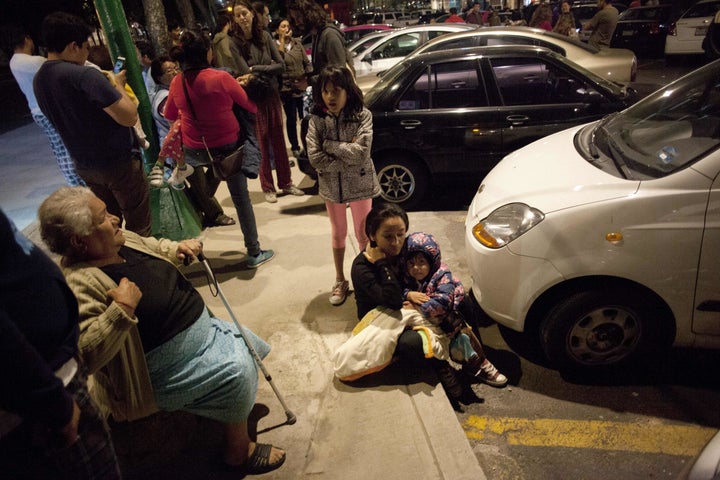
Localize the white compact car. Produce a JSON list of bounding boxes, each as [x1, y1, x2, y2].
[[665, 0, 720, 57], [353, 23, 477, 91], [464, 59, 720, 371]]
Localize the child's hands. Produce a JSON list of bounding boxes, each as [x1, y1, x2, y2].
[[407, 291, 430, 306], [237, 73, 252, 86]]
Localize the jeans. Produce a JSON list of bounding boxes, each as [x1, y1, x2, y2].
[[76, 155, 151, 236], [183, 143, 261, 256], [281, 94, 305, 151]]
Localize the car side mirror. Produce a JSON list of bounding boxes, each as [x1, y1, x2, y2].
[[362, 53, 373, 65]]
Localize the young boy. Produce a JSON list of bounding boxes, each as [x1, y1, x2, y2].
[[402, 232, 507, 387]]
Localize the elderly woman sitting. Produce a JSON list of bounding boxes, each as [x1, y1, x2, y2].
[[38, 186, 285, 475]]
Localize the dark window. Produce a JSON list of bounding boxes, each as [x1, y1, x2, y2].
[[398, 60, 486, 110], [490, 57, 601, 106]]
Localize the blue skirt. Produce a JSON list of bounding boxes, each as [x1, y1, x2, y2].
[[145, 307, 271, 423]]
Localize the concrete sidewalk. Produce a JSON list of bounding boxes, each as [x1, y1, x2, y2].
[[5, 122, 486, 479]]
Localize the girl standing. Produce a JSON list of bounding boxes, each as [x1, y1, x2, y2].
[[307, 66, 380, 306]]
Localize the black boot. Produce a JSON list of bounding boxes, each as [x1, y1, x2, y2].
[[435, 361, 463, 401]]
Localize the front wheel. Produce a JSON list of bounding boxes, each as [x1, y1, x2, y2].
[[374, 155, 429, 210], [539, 288, 670, 371]]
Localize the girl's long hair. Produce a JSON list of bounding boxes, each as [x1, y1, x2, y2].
[[232, 0, 265, 52], [312, 66, 364, 117]]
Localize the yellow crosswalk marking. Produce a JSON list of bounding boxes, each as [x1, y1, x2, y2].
[[463, 416, 717, 457]]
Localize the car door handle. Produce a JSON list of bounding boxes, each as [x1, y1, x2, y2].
[[400, 120, 422, 129], [451, 81, 467, 89], [506, 115, 529, 125]]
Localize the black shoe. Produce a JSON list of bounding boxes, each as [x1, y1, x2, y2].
[[436, 362, 463, 401]]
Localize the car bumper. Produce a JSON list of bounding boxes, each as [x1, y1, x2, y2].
[[664, 36, 704, 55], [464, 225, 563, 332]]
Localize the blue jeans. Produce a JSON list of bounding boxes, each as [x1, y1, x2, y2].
[[183, 143, 261, 256]]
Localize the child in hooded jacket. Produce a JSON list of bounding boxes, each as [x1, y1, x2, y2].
[[402, 232, 507, 387]]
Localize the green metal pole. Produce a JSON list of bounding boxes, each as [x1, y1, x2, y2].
[[94, 0, 158, 165], [93, 0, 202, 241]]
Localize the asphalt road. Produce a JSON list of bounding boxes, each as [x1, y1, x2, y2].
[[454, 55, 720, 480]]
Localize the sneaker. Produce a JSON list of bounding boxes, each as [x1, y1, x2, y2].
[[148, 165, 165, 188], [476, 359, 508, 388], [264, 191, 278, 203], [247, 249, 275, 269], [329, 280, 349, 306], [282, 185, 305, 196], [168, 164, 194, 190], [436, 362, 463, 400]]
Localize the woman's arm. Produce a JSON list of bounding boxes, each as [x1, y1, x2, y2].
[[249, 32, 285, 76], [351, 255, 404, 312], [65, 269, 138, 374], [322, 109, 373, 166]]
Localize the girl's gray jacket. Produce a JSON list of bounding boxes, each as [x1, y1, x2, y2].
[[307, 107, 380, 203]]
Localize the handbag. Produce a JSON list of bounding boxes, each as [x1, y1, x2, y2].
[[182, 73, 245, 180]]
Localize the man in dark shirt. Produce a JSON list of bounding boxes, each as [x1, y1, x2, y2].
[[34, 12, 151, 236], [0, 209, 121, 478]]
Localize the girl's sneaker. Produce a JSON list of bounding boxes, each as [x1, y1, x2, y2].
[[476, 359, 508, 388], [168, 164, 194, 190], [329, 280, 349, 306]]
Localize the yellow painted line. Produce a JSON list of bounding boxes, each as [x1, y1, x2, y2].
[[463, 416, 717, 457]]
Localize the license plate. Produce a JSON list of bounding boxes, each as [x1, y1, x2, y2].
[[622, 30, 634, 36], [696, 26, 708, 36]]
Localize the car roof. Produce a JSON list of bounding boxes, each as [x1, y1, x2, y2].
[[407, 44, 562, 64], [409, 26, 599, 58], [342, 24, 394, 32]]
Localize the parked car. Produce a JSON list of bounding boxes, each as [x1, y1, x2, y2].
[[342, 23, 394, 44], [353, 23, 478, 91], [464, 59, 720, 372], [348, 30, 393, 58], [350, 12, 376, 26], [611, 4, 674, 57], [408, 27, 638, 84], [364, 45, 645, 209], [666, 0, 720, 57]]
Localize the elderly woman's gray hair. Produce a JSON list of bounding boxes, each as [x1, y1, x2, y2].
[[39, 186, 96, 257]]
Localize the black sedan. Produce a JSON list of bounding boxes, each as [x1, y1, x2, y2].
[[364, 45, 645, 209], [611, 4, 674, 57]]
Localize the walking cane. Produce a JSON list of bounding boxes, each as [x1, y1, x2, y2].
[[196, 252, 297, 425]]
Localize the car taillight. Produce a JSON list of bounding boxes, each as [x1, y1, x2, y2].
[[668, 21, 677, 36], [649, 21, 660, 35]]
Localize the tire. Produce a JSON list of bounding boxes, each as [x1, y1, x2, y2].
[[539, 288, 669, 371], [374, 154, 429, 210]]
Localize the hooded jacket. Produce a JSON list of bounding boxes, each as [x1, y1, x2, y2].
[[402, 232, 465, 322]]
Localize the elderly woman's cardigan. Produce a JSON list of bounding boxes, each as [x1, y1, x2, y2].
[[63, 231, 180, 421]]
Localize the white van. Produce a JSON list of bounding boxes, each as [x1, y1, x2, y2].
[[372, 12, 414, 27]]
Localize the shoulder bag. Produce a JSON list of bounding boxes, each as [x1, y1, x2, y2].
[[181, 73, 244, 180]]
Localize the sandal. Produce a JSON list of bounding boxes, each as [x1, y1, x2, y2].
[[244, 443, 286, 475], [209, 214, 236, 226]]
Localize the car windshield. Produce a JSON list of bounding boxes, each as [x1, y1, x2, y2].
[[364, 59, 412, 105], [589, 60, 720, 178]]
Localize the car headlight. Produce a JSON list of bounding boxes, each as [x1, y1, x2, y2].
[[471, 203, 545, 249]]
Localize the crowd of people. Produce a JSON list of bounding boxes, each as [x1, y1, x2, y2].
[[0, 1, 511, 477]]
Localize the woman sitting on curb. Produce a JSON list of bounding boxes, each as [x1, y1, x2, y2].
[[38, 186, 286, 475]]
